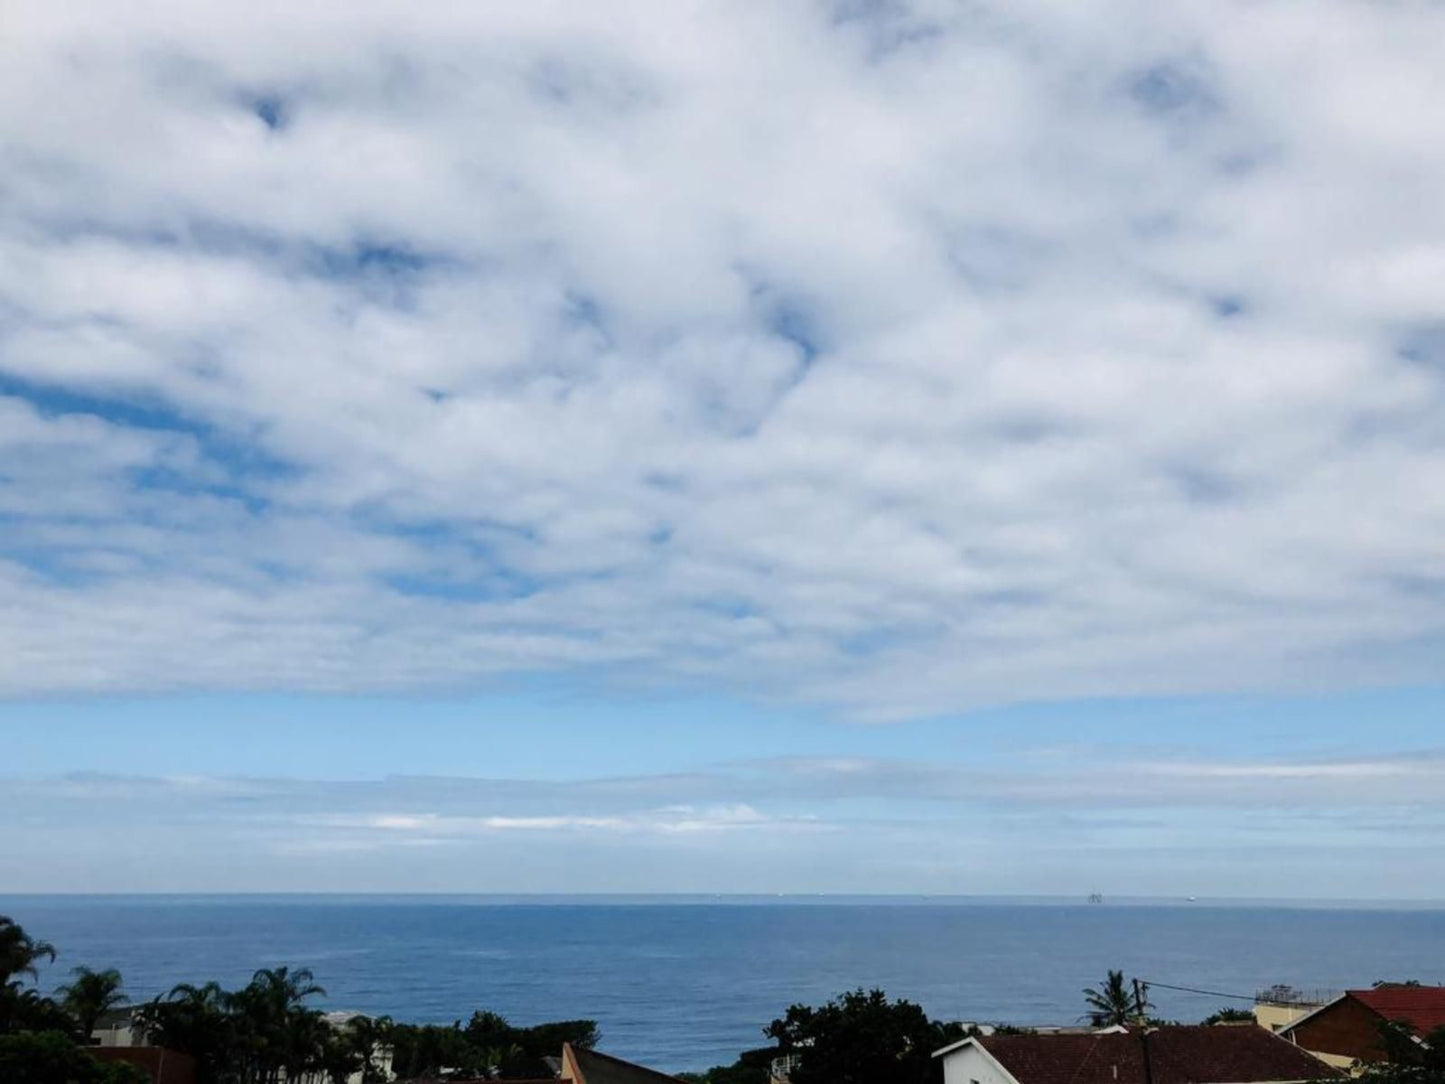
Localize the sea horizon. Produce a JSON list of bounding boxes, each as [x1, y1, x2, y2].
[[6, 892, 1445, 910]]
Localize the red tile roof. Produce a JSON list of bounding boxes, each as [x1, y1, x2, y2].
[[1349, 987, 1445, 1037], [972, 1026, 1340, 1084]]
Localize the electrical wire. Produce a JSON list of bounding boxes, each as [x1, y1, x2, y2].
[[1137, 979, 1262, 1003]]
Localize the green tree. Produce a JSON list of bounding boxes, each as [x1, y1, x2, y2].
[[1082, 971, 1150, 1028], [227, 967, 327, 1084], [516, 1018, 602, 1055], [341, 1015, 394, 1084], [2, 988, 78, 1038], [133, 982, 235, 1084], [389, 1021, 477, 1079], [0, 917, 69, 1039], [317, 1027, 364, 1084], [0, 918, 56, 990], [58, 968, 128, 1039], [0, 1031, 147, 1084], [677, 1045, 781, 1084], [1201, 1007, 1255, 1025], [764, 988, 946, 1084], [1354, 1020, 1445, 1084]]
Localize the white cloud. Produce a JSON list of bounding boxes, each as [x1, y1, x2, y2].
[[3, 748, 1444, 893], [0, 0, 1443, 715]]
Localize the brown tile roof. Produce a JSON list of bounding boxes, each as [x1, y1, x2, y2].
[[568, 1045, 686, 1084], [971, 1026, 1341, 1084], [1348, 987, 1445, 1037]]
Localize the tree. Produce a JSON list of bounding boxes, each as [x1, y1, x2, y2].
[[1354, 1021, 1445, 1084], [226, 967, 327, 1084], [0, 918, 56, 994], [1083, 971, 1150, 1028], [58, 968, 128, 1040], [0, 917, 69, 1039], [0, 1031, 147, 1084], [1201, 1008, 1255, 1025], [133, 982, 234, 1084], [390, 1021, 477, 1079], [341, 1015, 393, 1084], [1, 987, 79, 1038], [678, 1045, 779, 1084], [764, 988, 950, 1084], [317, 1027, 364, 1084]]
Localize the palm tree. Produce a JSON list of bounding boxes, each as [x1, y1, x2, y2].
[[134, 981, 235, 1084], [0, 916, 56, 989], [244, 966, 326, 1017], [230, 967, 327, 1084], [319, 1027, 365, 1084], [277, 1008, 329, 1084], [1083, 970, 1150, 1027], [57, 966, 127, 1039], [344, 1015, 394, 1084]]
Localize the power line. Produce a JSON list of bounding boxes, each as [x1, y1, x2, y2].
[[1137, 979, 1260, 1003]]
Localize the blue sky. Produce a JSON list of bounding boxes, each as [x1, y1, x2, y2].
[[1, 0, 1444, 894]]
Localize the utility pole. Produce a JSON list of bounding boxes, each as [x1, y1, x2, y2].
[[1132, 979, 1150, 1025], [1133, 980, 1154, 1084]]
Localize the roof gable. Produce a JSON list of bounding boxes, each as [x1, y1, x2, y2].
[[566, 1044, 686, 1084], [1348, 987, 1445, 1037]]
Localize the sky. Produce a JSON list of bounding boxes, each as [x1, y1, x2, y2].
[[1, 0, 1443, 896]]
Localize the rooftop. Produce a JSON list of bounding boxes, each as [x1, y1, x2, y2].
[[1348, 986, 1445, 1037], [943, 1025, 1341, 1084], [566, 1044, 686, 1084]]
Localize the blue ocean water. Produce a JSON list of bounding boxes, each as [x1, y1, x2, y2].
[[2, 896, 1442, 1072]]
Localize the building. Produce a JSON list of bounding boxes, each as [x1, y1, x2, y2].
[[92, 1005, 149, 1048], [559, 1042, 688, 1084], [934, 1025, 1342, 1084], [1252, 987, 1339, 1034], [395, 1043, 675, 1084], [1279, 986, 1445, 1068], [90, 1046, 197, 1084]]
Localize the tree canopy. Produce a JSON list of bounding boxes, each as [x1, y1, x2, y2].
[[764, 987, 967, 1084], [57, 967, 128, 1039], [1082, 971, 1151, 1028]]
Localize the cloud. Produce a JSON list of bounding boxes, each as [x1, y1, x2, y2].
[[1, 1, 1444, 716], [3, 744, 1444, 892]]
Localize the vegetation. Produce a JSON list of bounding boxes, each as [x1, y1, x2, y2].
[[1201, 1007, 1256, 1025], [58, 968, 128, 1039], [0, 1031, 147, 1084], [1355, 1019, 1445, 1084], [1, 917, 144, 1082], [1082, 970, 1151, 1027], [762, 987, 970, 1084], [0, 917, 56, 989], [389, 1011, 600, 1079], [677, 1045, 780, 1084], [134, 967, 396, 1084]]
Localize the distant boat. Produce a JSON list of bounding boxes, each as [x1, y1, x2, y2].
[[1087, 892, 1104, 904]]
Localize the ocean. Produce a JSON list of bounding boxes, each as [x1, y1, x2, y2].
[[2, 896, 1442, 1072]]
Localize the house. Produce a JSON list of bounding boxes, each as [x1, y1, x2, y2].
[[558, 1042, 688, 1084], [402, 1043, 682, 1084], [1252, 987, 1339, 1034], [1279, 986, 1445, 1068], [92, 1005, 149, 1048], [89, 1046, 198, 1084], [934, 1025, 1342, 1084]]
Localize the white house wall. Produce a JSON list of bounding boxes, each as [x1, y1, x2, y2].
[[942, 1045, 1017, 1084]]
